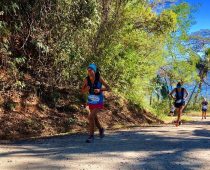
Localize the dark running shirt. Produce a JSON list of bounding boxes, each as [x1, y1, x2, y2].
[[202, 101, 208, 106], [175, 88, 184, 100]]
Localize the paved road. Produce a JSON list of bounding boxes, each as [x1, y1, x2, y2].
[[0, 117, 210, 170]]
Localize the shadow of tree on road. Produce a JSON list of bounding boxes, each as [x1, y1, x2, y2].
[[1, 124, 210, 170]]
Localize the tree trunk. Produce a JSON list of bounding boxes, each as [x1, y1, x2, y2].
[[150, 94, 152, 105], [193, 69, 205, 104], [183, 83, 198, 111], [193, 80, 203, 104]]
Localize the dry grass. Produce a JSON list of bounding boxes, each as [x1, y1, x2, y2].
[[162, 115, 193, 124], [185, 111, 210, 117]]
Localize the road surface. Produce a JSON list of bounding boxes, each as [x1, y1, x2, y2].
[[0, 117, 210, 170]]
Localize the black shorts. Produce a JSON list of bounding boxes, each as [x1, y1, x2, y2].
[[202, 109, 207, 112], [174, 101, 185, 108]]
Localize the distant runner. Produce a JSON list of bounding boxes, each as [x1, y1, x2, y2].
[[169, 105, 175, 116], [169, 82, 189, 126], [81, 64, 110, 143], [201, 98, 208, 119]]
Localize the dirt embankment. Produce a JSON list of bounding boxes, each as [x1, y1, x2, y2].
[[0, 69, 162, 140]]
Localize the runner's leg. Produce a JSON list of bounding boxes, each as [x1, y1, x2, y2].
[[88, 109, 96, 136], [175, 107, 180, 126], [94, 109, 102, 130]]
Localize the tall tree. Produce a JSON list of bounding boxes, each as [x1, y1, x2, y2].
[[193, 48, 210, 103]]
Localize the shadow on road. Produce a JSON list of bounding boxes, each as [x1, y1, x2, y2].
[[1, 120, 210, 170]]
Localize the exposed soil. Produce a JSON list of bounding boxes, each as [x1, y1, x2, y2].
[[0, 68, 162, 140]]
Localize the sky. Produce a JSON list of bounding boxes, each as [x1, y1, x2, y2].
[[182, 0, 210, 33], [182, 0, 210, 99]]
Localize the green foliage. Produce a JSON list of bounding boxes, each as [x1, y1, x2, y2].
[[186, 96, 204, 111], [0, 0, 202, 115], [0, 13, 11, 58], [152, 100, 170, 118], [13, 80, 26, 90], [50, 91, 61, 104], [164, 3, 199, 84], [4, 100, 16, 111], [23, 118, 42, 130], [205, 48, 210, 69], [66, 116, 78, 126], [38, 104, 48, 111], [95, 1, 178, 109]]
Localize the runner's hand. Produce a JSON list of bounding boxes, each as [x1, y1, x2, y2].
[[85, 86, 90, 92], [94, 89, 101, 94], [171, 96, 175, 100]]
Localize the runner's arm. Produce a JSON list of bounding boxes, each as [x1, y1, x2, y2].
[[169, 89, 176, 99], [99, 77, 111, 92], [184, 88, 189, 99], [81, 79, 90, 94]]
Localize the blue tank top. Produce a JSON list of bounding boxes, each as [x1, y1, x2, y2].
[[86, 77, 104, 105], [175, 88, 184, 100]]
